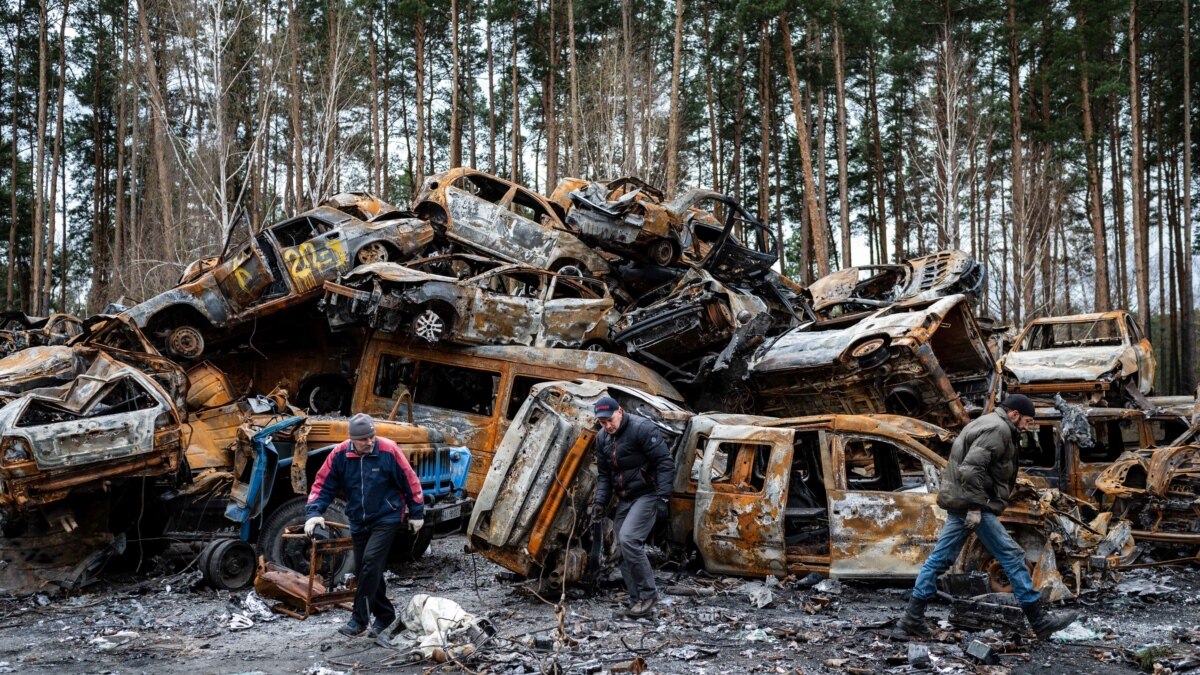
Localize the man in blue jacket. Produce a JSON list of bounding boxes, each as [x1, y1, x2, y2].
[[305, 413, 425, 637], [590, 396, 674, 618]]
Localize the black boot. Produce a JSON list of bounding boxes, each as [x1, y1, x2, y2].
[[1022, 601, 1078, 640], [894, 596, 932, 639]]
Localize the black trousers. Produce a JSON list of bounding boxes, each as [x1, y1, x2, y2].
[[350, 519, 402, 626]]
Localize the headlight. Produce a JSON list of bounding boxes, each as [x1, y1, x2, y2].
[[2, 438, 30, 464]]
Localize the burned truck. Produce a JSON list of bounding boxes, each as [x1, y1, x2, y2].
[[748, 294, 999, 429], [467, 380, 1130, 599]]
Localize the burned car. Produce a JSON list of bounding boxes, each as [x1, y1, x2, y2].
[[468, 380, 1130, 599], [0, 350, 185, 522], [749, 294, 999, 429], [0, 312, 83, 357], [548, 177, 779, 282], [413, 168, 609, 277], [122, 197, 434, 359], [323, 261, 617, 350], [1019, 400, 1191, 502], [1094, 422, 1200, 551], [1000, 310, 1156, 406], [613, 269, 773, 385], [806, 250, 984, 320]]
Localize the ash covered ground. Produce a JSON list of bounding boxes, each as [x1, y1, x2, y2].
[[0, 534, 1196, 675]]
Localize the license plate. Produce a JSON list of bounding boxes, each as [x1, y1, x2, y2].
[[440, 504, 462, 522]]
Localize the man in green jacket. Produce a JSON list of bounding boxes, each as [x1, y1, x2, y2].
[[896, 394, 1078, 641]]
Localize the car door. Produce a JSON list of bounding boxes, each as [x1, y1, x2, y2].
[[1123, 315, 1156, 393], [694, 424, 794, 578], [212, 238, 275, 311], [539, 276, 614, 348], [461, 269, 544, 345], [274, 215, 351, 294], [826, 431, 947, 578]]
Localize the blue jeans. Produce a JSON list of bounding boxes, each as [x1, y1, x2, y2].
[[911, 511, 1041, 607]]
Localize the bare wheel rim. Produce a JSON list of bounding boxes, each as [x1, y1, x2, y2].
[[357, 242, 389, 264], [413, 309, 445, 342]]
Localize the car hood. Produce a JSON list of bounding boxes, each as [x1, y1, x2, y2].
[[340, 262, 458, 285], [1001, 346, 1126, 383]]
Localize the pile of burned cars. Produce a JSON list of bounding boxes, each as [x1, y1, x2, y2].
[[0, 164, 1188, 600]]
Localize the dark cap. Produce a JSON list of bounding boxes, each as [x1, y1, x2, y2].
[[348, 413, 377, 440], [1001, 394, 1036, 418], [593, 396, 621, 419]]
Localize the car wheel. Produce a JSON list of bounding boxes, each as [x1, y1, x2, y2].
[[356, 242, 390, 265], [166, 324, 205, 359], [848, 335, 890, 369], [412, 307, 449, 343], [201, 539, 257, 590], [648, 240, 677, 267], [556, 264, 584, 278], [257, 497, 355, 582], [582, 340, 608, 353]]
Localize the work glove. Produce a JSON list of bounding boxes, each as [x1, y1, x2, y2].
[[304, 516, 325, 538], [656, 498, 670, 522], [964, 510, 982, 531], [407, 518, 424, 533]]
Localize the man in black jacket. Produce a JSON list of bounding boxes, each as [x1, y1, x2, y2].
[[590, 396, 674, 618]]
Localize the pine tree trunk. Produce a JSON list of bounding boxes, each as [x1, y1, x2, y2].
[[833, 15, 849, 269], [621, 0, 634, 175], [450, 0, 461, 168], [32, 0, 49, 313], [368, 2, 381, 192], [1006, 0, 1026, 326], [510, 10, 520, 182], [1182, 0, 1197, 391], [1128, 0, 1150, 335], [780, 13, 829, 277], [45, 0, 69, 311], [867, 43, 887, 265], [414, 13, 425, 187], [665, 0, 684, 197], [757, 20, 770, 226], [567, 0, 579, 176], [487, 0, 496, 174], [703, 5, 718, 191], [544, 0, 558, 189], [1077, 12, 1110, 313], [7, 8, 23, 310]]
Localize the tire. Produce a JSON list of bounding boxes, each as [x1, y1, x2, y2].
[[297, 376, 352, 415], [411, 305, 453, 343], [957, 531, 1036, 594], [202, 539, 257, 590], [166, 324, 205, 360], [257, 497, 355, 583], [581, 340, 609, 353], [647, 240, 678, 267], [847, 334, 891, 369], [356, 242, 391, 265]]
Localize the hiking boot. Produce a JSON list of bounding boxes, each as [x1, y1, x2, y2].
[[1022, 601, 1078, 640], [368, 618, 395, 638], [626, 593, 659, 618], [338, 619, 368, 637], [893, 596, 933, 640]]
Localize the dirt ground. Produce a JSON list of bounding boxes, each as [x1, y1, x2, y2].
[[0, 534, 1195, 675]]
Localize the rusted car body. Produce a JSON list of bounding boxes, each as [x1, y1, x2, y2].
[[1094, 423, 1200, 549], [749, 294, 998, 429], [613, 269, 772, 385], [547, 178, 779, 281], [1019, 403, 1192, 501], [122, 200, 434, 359], [323, 261, 617, 349], [413, 168, 610, 277], [1000, 311, 1156, 406], [806, 250, 984, 320], [467, 380, 692, 582], [467, 380, 1127, 596], [0, 312, 83, 357], [0, 350, 185, 521], [349, 336, 684, 496]]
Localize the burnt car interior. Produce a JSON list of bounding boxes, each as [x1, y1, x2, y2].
[[372, 353, 500, 418], [16, 376, 159, 427], [1020, 318, 1123, 350]]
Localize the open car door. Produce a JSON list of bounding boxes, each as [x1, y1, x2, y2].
[[826, 430, 947, 578], [213, 236, 275, 310], [694, 424, 794, 578]]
